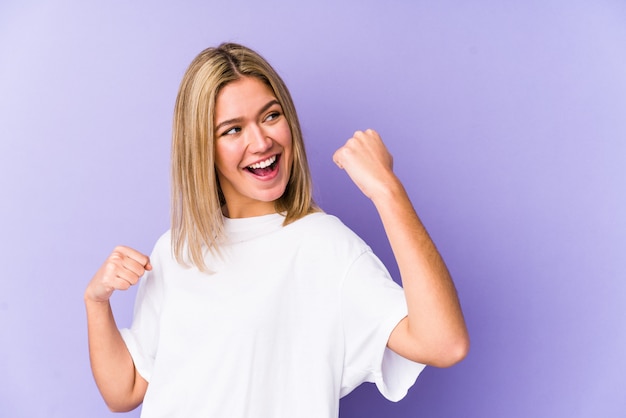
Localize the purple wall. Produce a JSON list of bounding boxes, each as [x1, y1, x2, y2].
[[1, 1, 625, 417]]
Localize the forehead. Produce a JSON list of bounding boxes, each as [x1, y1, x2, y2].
[[214, 77, 277, 121]]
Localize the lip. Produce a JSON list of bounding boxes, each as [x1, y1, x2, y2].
[[244, 153, 282, 181], [243, 153, 281, 170]]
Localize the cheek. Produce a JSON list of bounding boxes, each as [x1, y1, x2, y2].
[[282, 132, 294, 162], [213, 150, 225, 176], [274, 120, 292, 148], [214, 142, 237, 171], [277, 127, 293, 165]]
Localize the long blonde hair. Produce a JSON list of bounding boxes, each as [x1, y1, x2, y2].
[[171, 43, 317, 271]]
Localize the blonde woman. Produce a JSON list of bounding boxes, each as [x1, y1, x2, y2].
[[84, 43, 469, 417]]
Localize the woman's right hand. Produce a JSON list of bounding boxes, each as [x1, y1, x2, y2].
[[84, 246, 152, 303]]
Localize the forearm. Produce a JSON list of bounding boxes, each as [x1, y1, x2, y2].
[[332, 129, 468, 365], [372, 176, 469, 366], [85, 298, 145, 412]]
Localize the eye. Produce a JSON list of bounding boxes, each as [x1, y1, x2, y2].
[[264, 111, 281, 122], [221, 126, 241, 137]]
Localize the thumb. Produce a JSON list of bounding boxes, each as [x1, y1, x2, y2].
[[332, 149, 344, 170]]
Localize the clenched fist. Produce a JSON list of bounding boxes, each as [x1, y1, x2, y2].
[[333, 129, 397, 200], [84, 246, 152, 303]]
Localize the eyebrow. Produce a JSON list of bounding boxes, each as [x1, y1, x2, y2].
[[214, 99, 282, 133]]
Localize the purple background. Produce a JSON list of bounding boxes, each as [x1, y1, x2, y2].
[[1, 1, 625, 417]]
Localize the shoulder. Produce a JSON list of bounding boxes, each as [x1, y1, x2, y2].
[[291, 212, 354, 235], [287, 212, 371, 255], [145, 230, 193, 280], [147, 230, 174, 264], [153, 230, 172, 252]]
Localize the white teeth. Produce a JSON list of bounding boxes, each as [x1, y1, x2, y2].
[[248, 155, 276, 169]]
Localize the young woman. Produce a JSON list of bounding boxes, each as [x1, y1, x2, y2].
[[84, 43, 469, 417]]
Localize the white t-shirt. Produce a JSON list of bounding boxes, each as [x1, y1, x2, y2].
[[120, 212, 425, 417]]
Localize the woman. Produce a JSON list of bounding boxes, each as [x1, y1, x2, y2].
[[84, 43, 469, 417]]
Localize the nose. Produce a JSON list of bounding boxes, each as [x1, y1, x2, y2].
[[246, 124, 272, 153]]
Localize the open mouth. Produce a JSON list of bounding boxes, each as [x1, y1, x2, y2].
[[246, 154, 280, 176]]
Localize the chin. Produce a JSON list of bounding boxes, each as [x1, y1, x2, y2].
[[257, 185, 288, 203]]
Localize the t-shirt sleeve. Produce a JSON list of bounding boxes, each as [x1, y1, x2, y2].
[[340, 250, 426, 401], [119, 240, 165, 382]]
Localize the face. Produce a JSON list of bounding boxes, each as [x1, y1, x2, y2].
[[213, 76, 293, 218]]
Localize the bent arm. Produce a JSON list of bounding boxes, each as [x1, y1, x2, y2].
[[85, 299, 147, 412], [333, 130, 469, 367], [372, 178, 469, 367], [84, 246, 151, 411]]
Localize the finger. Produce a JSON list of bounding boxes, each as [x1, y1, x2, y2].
[[104, 274, 133, 292], [113, 245, 150, 269], [332, 149, 345, 169], [106, 250, 139, 277], [120, 256, 149, 278], [352, 130, 364, 139], [114, 268, 142, 288], [105, 247, 150, 283], [364, 128, 378, 137], [352, 129, 377, 141]]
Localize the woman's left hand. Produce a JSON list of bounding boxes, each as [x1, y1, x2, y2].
[[332, 129, 396, 200]]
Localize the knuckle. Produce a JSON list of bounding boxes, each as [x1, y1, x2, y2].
[[117, 281, 130, 291], [103, 261, 118, 276], [109, 251, 123, 262]]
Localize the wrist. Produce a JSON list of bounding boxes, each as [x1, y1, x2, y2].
[[369, 173, 405, 205], [84, 289, 112, 306]]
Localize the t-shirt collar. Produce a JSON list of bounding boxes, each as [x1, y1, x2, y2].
[[221, 212, 286, 244]]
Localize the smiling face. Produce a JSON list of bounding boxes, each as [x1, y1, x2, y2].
[[214, 76, 293, 218]]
